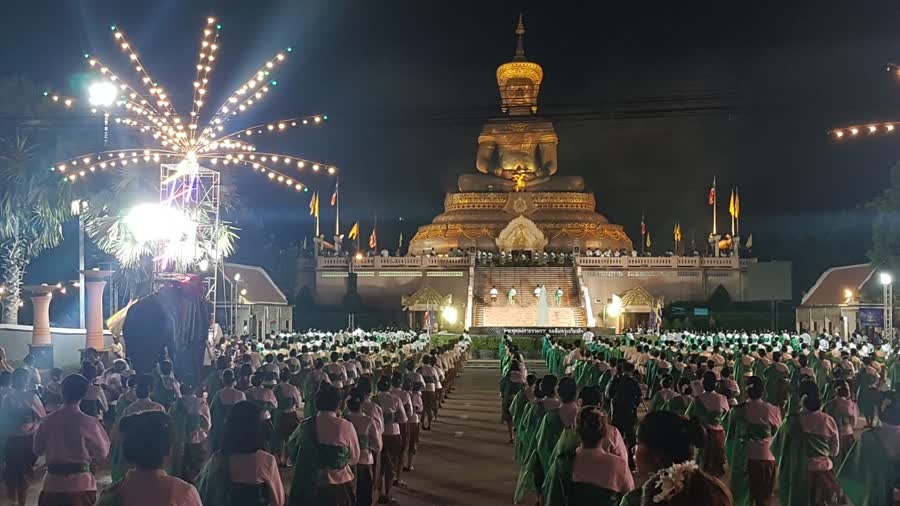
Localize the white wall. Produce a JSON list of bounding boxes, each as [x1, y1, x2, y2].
[[0, 324, 112, 370]]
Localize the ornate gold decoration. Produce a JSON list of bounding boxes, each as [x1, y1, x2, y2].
[[496, 61, 544, 87], [619, 286, 656, 308], [512, 172, 527, 192], [444, 192, 595, 212], [401, 286, 452, 309], [495, 215, 548, 252]]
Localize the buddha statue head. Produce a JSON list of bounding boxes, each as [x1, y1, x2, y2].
[[496, 14, 543, 116]]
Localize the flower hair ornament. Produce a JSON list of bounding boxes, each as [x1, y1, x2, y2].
[[652, 460, 700, 503]]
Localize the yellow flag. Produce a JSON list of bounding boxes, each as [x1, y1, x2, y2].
[[308, 190, 316, 216], [348, 222, 359, 240], [646, 231, 652, 248], [746, 233, 753, 249], [313, 191, 320, 218], [674, 222, 681, 243], [729, 189, 735, 218], [398, 232, 404, 249], [734, 188, 740, 219]]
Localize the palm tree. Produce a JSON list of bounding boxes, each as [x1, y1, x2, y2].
[[0, 135, 72, 323]]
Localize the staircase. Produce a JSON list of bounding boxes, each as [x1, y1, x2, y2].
[[472, 267, 586, 327]]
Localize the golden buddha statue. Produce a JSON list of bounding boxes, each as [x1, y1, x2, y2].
[[408, 15, 631, 256], [458, 15, 585, 193]]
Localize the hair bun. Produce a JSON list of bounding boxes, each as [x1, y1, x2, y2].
[[684, 416, 708, 449]]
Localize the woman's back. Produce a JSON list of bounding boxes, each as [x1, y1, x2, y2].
[[111, 469, 201, 506]]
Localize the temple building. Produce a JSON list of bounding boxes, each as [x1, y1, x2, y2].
[[303, 17, 778, 333], [408, 15, 631, 256]]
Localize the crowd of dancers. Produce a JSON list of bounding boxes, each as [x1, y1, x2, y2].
[[0, 329, 468, 506], [501, 331, 900, 505]]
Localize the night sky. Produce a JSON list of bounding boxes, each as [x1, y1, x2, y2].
[[4, 1, 900, 303]]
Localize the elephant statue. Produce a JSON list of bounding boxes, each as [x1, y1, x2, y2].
[[122, 282, 212, 379]]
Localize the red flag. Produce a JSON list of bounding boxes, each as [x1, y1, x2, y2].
[[640, 214, 646, 236], [330, 180, 338, 206], [708, 177, 717, 206]]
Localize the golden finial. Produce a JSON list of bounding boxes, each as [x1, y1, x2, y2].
[[514, 13, 526, 61]]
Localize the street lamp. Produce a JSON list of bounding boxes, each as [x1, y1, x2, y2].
[[88, 80, 117, 146], [232, 272, 242, 335], [881, 272, 893, 345]]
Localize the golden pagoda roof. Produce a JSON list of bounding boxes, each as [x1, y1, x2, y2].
[[495, 14, 543, 114]]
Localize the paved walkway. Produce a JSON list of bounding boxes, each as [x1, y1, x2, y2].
[[385, 361, 519, 506]]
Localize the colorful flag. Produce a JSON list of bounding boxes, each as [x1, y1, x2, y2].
[[729, 189, 736, 218], [645, 231, 652, 248], [708, 176, 717, 206], [368, 226, 377, 250], [674, 222, 682, 243], [330, 180, 338, 206], [734, 188, 740, 219], [348, 222, 359, 240], [745, 233, 753, 249], [641, 213, 646, 236]]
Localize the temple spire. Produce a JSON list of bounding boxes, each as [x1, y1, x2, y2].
[[514, 13, 526, 61]]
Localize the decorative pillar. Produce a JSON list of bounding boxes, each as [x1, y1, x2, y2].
[[23, 285, 57, 368], [81, 269, 112, 351]]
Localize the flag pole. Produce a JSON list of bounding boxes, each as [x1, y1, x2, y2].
[[334, 178, 340, 237], [641, 213, 645, 255], [712, 176, 717, 236]]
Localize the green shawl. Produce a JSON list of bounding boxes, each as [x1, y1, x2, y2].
[[510, 389, 529, 428], [166, 397, 205, 479], [647, 390, 674, 413], [516, 401, 547, 464], [685, 396, 727, 473], [855, 370, 880, 419], [837, 426, 900, 506], [287, 416, 352, 505], [771, 413, 835, 506], [663, 395, 691, 416], [195, 451, 235, 506], [725, 403, 776, 506], [514, 408, 564, 502]]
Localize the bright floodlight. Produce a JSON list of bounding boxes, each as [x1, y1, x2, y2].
[[607, 294, 623, 318], [198, 258, 210, 272], [442, 306, 458, 325], [124, 203, 191, 243], [234, 272, 241, 281], [881, 272, 893, 285], [88, 81, 118, 107]]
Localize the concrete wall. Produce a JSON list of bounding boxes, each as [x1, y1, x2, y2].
[[315, 270, 470, 310], [581, 268, 745, 309], [0, 324, 113, 370], [795, 306, 860, 336]]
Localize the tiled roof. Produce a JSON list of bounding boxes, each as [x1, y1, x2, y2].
[[800, 263, 874, 306], [224, 263, 288, 305]]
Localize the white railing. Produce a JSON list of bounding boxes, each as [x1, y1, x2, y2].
[[575, 256, 741, 269], [319, 255, 742, 270], [316, 256, 476, 269]]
